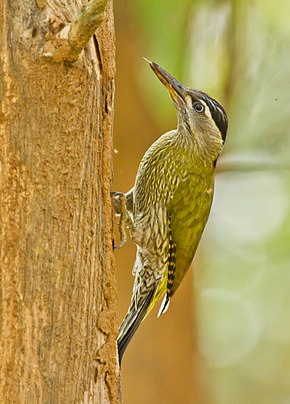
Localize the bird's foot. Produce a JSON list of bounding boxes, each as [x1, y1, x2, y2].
[[111, 192, 131, 249]]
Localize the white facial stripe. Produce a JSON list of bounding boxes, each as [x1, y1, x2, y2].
[[198, 98, 223, 136], [199, 99, 212, 119]]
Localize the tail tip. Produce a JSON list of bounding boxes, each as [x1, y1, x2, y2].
[[157, 294, 170, 318]]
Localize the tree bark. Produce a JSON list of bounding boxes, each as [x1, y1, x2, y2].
[[0, 0, 119, 402]]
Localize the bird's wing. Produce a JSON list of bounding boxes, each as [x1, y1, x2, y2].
[[167, 176, 213, 296]]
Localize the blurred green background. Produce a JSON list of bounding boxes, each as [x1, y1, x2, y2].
[[113, 1, 290, 403]]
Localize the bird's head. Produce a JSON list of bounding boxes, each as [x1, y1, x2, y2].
[[147, 60, 228, 158]]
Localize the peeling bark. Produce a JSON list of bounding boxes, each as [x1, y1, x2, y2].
[[0, 0, 119, 402], [43, 0, 109, 62]]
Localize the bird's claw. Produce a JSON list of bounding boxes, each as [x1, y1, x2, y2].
[[114, 238, 127, 249]]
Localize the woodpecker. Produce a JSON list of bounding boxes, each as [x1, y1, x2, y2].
[[114, 60, 228, 364]]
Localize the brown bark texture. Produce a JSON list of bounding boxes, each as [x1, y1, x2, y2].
[[0, 0, 119, 403]]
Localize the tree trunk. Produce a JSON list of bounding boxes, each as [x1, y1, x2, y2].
[[0, 1, 119, 402]]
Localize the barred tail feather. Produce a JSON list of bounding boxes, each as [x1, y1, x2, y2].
[[117, 288, 155, 364]]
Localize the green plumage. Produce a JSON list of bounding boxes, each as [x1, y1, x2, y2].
[[133, 130, 215, 297], [168, 169, 214, 295], [116, 61, 228, 363]]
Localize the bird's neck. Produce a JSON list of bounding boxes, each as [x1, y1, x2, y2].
[[175, 126, 223, 169]]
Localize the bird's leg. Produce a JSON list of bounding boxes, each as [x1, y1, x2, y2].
[[116, 193, 128, 248], [111, 192, 134, 249]]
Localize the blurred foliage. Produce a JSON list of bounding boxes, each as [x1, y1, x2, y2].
[[115, 0, 290, 403]]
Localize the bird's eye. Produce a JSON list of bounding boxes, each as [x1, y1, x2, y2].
[[193, 101, 204, 113]]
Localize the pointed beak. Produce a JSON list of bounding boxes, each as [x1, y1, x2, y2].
[[145, 59, 187, 105]]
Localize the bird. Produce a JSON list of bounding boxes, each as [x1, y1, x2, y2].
[[114, 59, 228, 364]]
